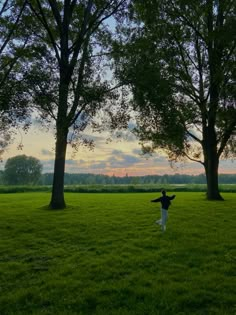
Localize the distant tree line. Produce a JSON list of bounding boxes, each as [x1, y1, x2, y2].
[[39, 173, 236, 186], [0, 154, 235, 186], [0, 170, 235, 186]]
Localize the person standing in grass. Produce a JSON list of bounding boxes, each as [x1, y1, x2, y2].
[[151, 190, 176, 232]]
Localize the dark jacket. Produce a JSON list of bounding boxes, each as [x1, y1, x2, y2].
[[151, 195, 176, 210]]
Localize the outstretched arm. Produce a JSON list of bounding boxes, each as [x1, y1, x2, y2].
[[169, 195, 176, 200], [151, 198, 161, 202]]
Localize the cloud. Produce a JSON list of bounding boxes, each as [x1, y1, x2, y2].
[[83, 134, 105, 142], [41, 159, 84, 173], [90, 162, 107, 169], [108, 154, 141, 168], [123, 155, 141, 165], [125, 132, 137, 142], [41, 149, 54, 157], [153, 156, 169, 163], [112, 130, 137, 142], [78, 159, 87, 164], [41, 159, 54, 172], [132, 148, 143, 155], [66, 159, 80, 166], [111, 149, 123, 155], [65, 159, 87, 173]]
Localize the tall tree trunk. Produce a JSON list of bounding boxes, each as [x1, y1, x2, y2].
[[203, 0, 224, 201], [49, 75, 69, 209], [49, 79, 69, 209], [203, 127, 223, 200], [49, 127, 68, 209], [204, 155, 223, 200]]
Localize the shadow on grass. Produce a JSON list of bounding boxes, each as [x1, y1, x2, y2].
[[38, 204, 76, 211]]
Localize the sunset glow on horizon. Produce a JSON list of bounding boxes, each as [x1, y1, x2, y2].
[[1, 124, 235, 177]]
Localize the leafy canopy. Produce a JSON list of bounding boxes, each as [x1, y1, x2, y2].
[[114, 0, 236, 163], [4, 155, 42, 185]]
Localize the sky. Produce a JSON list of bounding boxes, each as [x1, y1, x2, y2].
[[1, 123, 235, 176]]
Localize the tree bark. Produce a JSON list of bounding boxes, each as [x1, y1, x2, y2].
[[203, 126, 223, 200], [49, 127, 68, 209], [49, 79, 69, 209], [204, 157, 223, 200]]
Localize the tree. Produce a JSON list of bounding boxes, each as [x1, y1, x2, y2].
[[0, 0, 31, 158], [3, 155, 42, 185], [114, 0, 236, 200], [23, 0, 128, 209]]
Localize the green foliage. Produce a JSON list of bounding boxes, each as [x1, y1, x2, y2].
[[22, 0, 129, 140], [3, 155, 42, 185], [0, 192, 235, 314], [41, 172, 235, 186], [0, 0, 31, 157], [115, 0, 236, 161]]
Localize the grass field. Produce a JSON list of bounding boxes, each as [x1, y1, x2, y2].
[[0, 192, 235, 315]]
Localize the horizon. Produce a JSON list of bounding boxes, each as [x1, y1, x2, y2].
[[1, 124, 235, 176], [39, 171, 236, 177]]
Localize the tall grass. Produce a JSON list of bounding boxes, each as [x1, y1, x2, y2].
[[0, 192, 235, 314]]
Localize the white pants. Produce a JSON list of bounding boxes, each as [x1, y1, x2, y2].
[[161, 208, 168, 231], [156, 208, 168, 231]]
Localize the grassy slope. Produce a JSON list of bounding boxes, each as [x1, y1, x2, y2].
[[0, 192, 235, 315]]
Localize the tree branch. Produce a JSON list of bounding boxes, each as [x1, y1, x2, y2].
[[70, 102, 88, 126], [173, 36, 201, 104], [48, 0, 63, 34], [172, 73, 200, 105], [168, 0, 206, 43], [0, 36, 29, 87], [67, 38, 89, 124], [0, 0, 27, 55], [194, 34, 208, 125], [68, 0, 93, 69], [183, 151, 204, 165], [28, 0, 61, 63], [217, 118, 236, 158], [185, 129, 202, 144], [0, 0, 9, 17], [88, 0, 126, 36]]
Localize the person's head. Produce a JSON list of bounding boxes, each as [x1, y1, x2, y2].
[[161, 190, 166, 196]]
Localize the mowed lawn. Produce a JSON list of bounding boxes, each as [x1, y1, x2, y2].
[[0, 192, 235, 315]]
